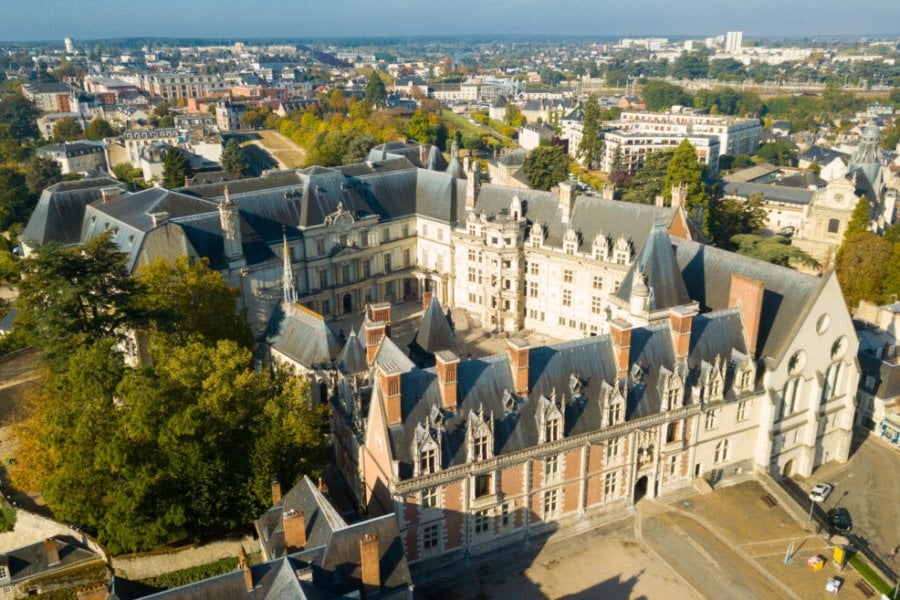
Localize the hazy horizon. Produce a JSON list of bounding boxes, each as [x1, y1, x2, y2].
[[0, 0, 897, 44]]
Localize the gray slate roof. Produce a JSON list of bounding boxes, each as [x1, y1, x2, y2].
[[616, 222, 691, 312], [407, 295, 456, 368], [265, 303, 342, 370], [722, 181, 815, 206], [337, 329, 368, 375], [22, 177, 125, 248], [4, 535, 101, 585]]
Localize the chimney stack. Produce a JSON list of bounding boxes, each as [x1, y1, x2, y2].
[[506, 338, 530, 396], [184, 174, 190, 188], [43, 538, 60, 566], [558, 181, 575, 224], [435, 350, 459, 412], [728, 273, 765, 357], [669, 306, 696, 363], [670, 184, 687, 209], [239, 545, 253, 591], [378, 363, 403, 425], [365, 303, 392, 363], [466, 162, 480, 210], [422, 291, 433, 313], [419, 144, 429, 165], [100, 186, 120, 203], [283, 509, 307, 552], [271, 480, 282, 505], [609, 319, 632, 380], [359, 533, 381, 597], [150, 211, 170, 227], [603, 182, 616, 201]]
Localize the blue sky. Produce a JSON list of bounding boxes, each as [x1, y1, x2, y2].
[[0, 0, 897, 42]]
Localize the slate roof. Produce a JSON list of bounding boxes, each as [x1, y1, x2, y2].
[[672, 237, 822, 362], [722, 181, 815, 206], [475, 184, 673, 252], [366, 141, 448, 171], [337, 328, 368, 375], [382, 305, 749, 479], [407, 295, 457, 368], [722, 163, 780, 183], [21, 177, 125, 248], [616, 222, 691, 312], [265, 303, 342, 370], [3, 535, 101, 585], [799, 145, 849, 166]]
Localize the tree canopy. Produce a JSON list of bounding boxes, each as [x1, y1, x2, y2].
[[731, 234, 820, 269], [619, 150, 671, 204], [220, 138, 248, 178], [84, 118, 115, 141], [162, 147, 190, 189], [835, 232, 894, 308], [0, 167, 31, 230], [52, 117, 82, 142], [365, 72, 388, 108], [843, 196, 870, 241], [704, 193, 766, 250], [25, 154, 62, 195], [522, 145, 570, 191], [662, 139, 708, 211], [640, 81, 692, 111]]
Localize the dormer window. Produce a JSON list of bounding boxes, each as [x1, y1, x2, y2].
[[614, 237, 631, 265], [420, 447, 437, 474], [467, 405, 494, 462], [592, 232, 609, 261], [563, 228, 578, 254], [537, 391, 565, 443], [608, 402, 622, 426], [473, 433, 489, 461], [666, 382, 681, 411], [545, 417, 560, 443]]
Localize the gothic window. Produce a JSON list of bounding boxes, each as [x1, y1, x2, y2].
[[822, 362, 842, 403], [614, 237, 631, 265], [563, 229, 578, 254], [592, 296, 602, 314], [473, 434, 489, 461], [545, 417, 560, 442], [562, 290, 572, 307], [563, 269, 574, 283], [592, 275, 603, 290], [739, 368, 753, 392], [827, 219, 840, 234], [316, 238, 325, 256], [608, 400, 623, 427], [666, 421, 681, 443], [704, 409, 718, 430], [736, 400, 748, 422], [592, 233, 609, 261], [665, 379, 681, 410], [607, 436, 621, 462], [782, 377, 801, 416]]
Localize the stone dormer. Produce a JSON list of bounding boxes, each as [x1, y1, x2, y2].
[[696, 355, 726, 405], [731, 348, 756, 395], [466, 404, 494, 462], [562, 228, 579, 254], [659, 366, 684, 411], [412, 411, 443, 476], [601, 380, 627, 427], [536, 389, 565, 443], [592, 232, 609, 261], [529, 222, 545, 247]]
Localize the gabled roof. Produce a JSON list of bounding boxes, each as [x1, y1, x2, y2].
[[265, 303, 342, 370], [4, 536, 101, 585], [616, 223, 691, 312]]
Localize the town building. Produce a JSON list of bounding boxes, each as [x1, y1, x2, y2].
[[0, 536, 104, 599], [853, 301, 900, 448], [21, 82, 73, 113], [122, 72, 224, 101], [36, 141, 108, 175], [725, 31, 744, 54]]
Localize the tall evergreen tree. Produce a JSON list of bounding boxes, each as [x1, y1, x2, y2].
[[577, 94, 603, 168], [25, 154, 62, 195], [162, 147, 189, 189], [365, 72, 388, 108], [662, 139, 708, 211], [521, 145, 570, 191], [220, 138, 248, 178], [843, 196, 870, 242]]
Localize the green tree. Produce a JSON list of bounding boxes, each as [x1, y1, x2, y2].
[[0, 92, 40, 140], [342, 132, 377, 164], [577, 94, 603, 168], [407, 110, 433, 145], [620, 150, 672, 204], [15, 231, 142, 365], [732, 234, 820, 269], [640, 80, 692, 111], [756, 140, 797, 166], [25, 154, 62, 195], [220, 138, 248, 178], [113, 162, 145, 189], [662, 139, 708, 211], [671, 52, 709, 80], [521, 145, 570, 191], [0, 167, 30, 229], [83, 118, 114, 141], [134, 256, 253, 348], [162, 147, 190, 189], [365, 72, 388, 108], [843, 196, 870, 241], [52, 117, 82, 142], [882, 243, 900, 302], [504, 104, 525, 128], [705, 193, 766, 250], [836, 232, 893, 308]]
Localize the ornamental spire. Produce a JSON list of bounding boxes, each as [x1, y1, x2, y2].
[[282, 225, 297, 305]]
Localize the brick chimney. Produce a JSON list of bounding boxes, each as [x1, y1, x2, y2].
[[365, 303, 392, 364], [728, 273, 764, 357], [422, 291, 433, 313], [359, 533, 381, 597], [271, 480, 282, 505], [669, 306, 696, 363], [670, 184, 687, 209], [100, 186, 120, 203], [239, 545, 253, 591], [506, 338, 530, 396], [283, 509, 307, 552], [558, 181, 575, 224], [43, 538, 60, 566], [609, 319, 632, 380], [435, 350, 459, 411], [378, 362, 403, 425]]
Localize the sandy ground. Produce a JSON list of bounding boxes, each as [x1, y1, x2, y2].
[[246, 130, 306, 170], [431, 520, 700, 600]]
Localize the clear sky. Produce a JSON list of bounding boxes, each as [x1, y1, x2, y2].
[[0, 0, 897, 42]]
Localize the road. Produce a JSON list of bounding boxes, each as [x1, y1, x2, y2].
[[797, 436, 900, 572]]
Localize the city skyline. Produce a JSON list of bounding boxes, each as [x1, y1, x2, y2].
[[0, 0, 898, 43]]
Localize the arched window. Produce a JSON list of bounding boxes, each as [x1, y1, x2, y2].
[[827, 219, 840, 234]]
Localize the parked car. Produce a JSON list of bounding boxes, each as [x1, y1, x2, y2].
[[809, 482, 834, 503], [778, 226, 795, 238], [827, 508, 852, 533]]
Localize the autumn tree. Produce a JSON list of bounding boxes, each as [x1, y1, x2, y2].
[[835, 232, 893, 308], [52, 117, 82, 142], [521, 145, 570, 191], [84, 118, 115, 141], [843, 196, 870, 241]]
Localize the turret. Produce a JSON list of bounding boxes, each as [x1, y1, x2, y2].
[[219, 186, 245, 269]]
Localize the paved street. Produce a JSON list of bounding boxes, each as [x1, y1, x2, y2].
[[796, 435, 900, 572]]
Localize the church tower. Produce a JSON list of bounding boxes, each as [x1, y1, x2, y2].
[[848, 122, 883, 187]]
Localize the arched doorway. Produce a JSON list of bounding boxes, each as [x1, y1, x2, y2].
[[403, 279, 413, 300], [782, 459, 794, 478], [342, 293, 352, 315], [634, 475, 649, 504]]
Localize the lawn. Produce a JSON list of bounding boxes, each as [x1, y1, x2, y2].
[[0, 495, 15, 532], [848, 553, 894, 596]]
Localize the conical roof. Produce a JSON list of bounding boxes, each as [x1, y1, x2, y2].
[[616, 222, 691, 312], [337, 328, 368, 375], [408, 295, 456, 367]]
